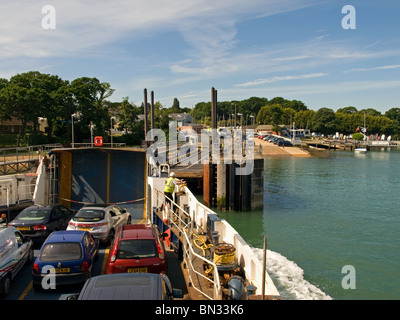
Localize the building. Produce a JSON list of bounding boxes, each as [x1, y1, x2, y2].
[[168, 113, 193, 127]]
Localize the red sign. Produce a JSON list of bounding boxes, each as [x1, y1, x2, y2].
[[94, 136, 103, 147]]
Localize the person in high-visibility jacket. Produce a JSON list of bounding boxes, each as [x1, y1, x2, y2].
[[164, 172, 184, 209]]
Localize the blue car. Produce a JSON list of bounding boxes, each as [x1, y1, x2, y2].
[[32, 230, 98, 290]]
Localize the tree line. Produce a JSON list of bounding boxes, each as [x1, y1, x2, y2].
[[192, 97, 400, 138], [0, 71, 190, 146], [1, 71, 399, 146]]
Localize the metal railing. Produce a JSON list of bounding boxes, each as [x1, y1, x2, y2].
[[154, 188, 221, 300]]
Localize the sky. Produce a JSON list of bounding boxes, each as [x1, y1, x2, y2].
[[1, 0, 399, 113]]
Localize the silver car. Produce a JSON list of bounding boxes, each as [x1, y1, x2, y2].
[[67, 204, 131, 243]]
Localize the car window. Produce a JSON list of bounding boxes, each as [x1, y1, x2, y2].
[[109, 210, 116, 217], [39, 242, 82, 261], [52, 207, 62, 220], [116, 240, 157, 259], [14, 231, 25, 245], [60, 206, 71, 215], [74, 209, 105, 222], [17, 208, 50, 220], [83, 234, 95, 252]]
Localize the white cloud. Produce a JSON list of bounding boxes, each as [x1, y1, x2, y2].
[[0, 0, 319, 60], [235, 73, 328, 88], [345, 65, 400, 73]]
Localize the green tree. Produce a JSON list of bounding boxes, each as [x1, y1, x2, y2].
[[69, 77, 114, 141], [313, 107, 336, 135], [256, 104, 283, 129], [0, 71, 47, 145], [117, 97, 139, 133], [337, 106, 358, 114]]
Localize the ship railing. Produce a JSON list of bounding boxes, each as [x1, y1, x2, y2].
[[155, 188, 221, 300]]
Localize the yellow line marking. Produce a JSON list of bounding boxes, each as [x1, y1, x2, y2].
[[18, 281, 32, 300], [101, 248, 110, 275]]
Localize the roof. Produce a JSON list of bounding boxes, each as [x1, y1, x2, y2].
[[120, 224, 155, 240], [169, 113, 192, 120], [78, 273, 162, 300], [47, 230, 85, 243]]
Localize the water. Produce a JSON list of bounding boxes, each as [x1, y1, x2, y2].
[[218, 150, 400, 300]]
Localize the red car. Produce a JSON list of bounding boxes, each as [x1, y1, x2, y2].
[[106, 224, 168, 275]]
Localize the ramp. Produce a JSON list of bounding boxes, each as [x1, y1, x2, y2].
[[52, 148, 146, 220]]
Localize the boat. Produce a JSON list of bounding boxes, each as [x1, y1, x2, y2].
[[354, 147, 367, 153], [147, 164, 281, 300], [1, 148, 282, 300]]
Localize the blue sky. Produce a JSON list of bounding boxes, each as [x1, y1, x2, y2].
[[1, 0, 399, 113]]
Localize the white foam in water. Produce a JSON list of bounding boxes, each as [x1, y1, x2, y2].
[[252, 247, 332, 300]]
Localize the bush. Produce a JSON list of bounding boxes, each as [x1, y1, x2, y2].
[[352, 132, 365, 141]]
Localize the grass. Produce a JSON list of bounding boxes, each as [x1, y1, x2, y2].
[[0, 134, 19, 148]]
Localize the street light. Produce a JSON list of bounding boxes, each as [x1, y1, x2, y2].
[[110, 116, 115, 148], [71, 112, 82, 148], [237, 113, 243, 129]]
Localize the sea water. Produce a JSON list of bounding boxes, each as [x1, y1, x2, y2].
[[218, 150, 400, 300]]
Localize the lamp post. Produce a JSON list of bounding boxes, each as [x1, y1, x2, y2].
[[110, 116, 115, 148], [237, 113, 242, 129], [71, 113, 76, 148]]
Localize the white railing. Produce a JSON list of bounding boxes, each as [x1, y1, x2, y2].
[[148, 176, 280, 298], [154, 188, 221, 300], [172, 183, 281, 298]]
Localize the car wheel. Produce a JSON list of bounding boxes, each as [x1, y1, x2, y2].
[[0, 274, 11, 298]]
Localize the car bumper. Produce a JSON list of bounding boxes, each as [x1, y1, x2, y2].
[[32, 271, 90, 287]]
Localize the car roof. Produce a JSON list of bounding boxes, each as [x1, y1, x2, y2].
[[79, 273, 163, 300], [120, 224, 156, 240], [46, 230, 86, 243]]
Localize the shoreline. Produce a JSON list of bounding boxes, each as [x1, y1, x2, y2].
[[255, 139, 310, 157]]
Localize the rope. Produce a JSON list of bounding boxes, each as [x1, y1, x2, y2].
[[59, 197, 146, 205]]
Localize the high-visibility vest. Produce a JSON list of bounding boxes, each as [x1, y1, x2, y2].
[[164, 177, 175, 193]]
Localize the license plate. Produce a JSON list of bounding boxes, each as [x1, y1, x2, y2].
[[47, 268, 70, 273], [78, 227, 92, 231], [17, 226, 30, 231], [127, 267, 147, 273]]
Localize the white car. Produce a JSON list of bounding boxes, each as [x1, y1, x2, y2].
[[0, 226, 34, 297], [67, 204, 131, 243]]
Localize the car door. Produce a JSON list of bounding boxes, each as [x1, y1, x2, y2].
[[117, 206, 129, 225], [12, 231, 30, 277], [48, 206, 62, 232], [59, 206, 73, 229], [84, 233, 97, 265]]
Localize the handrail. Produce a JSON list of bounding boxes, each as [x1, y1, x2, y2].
[[154, 188, 221, 300]]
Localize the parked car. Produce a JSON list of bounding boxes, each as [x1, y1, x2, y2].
[[8, 204, 76, 243], [32, 230, 98, 290], [67, 204, 131, 243], [278, 140, 293, 147], [262, 135, 272, 141], [0, 226, 34, 297], [272, 137, 284, 144], [106, 224, 168, 275], [67, 273, 183, 300]]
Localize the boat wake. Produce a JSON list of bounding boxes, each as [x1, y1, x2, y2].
[[252, 248, 332, 300]]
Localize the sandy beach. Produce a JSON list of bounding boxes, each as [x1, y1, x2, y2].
[[255, 139, 310, 157]]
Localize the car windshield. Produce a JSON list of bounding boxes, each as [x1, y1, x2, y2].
[[73, 209, 105, 222], [117, 240, 157, 259], [17, 208, 50, 220], [39, 242, 82, 261]]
